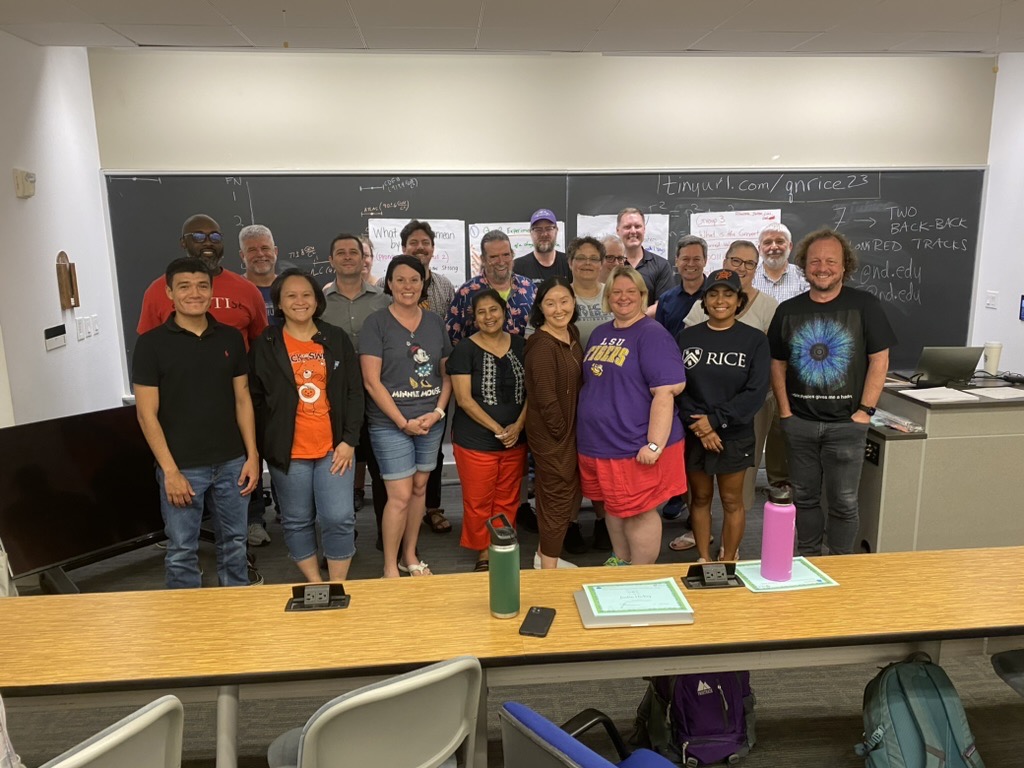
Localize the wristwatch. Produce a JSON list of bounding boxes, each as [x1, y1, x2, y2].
[[857, 403, 877, 416], [647, 442, 661, 453]]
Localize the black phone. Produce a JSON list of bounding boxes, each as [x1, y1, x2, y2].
[[519, 606, 556, 637]]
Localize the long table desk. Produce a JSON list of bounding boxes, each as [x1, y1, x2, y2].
[[3, 547, 1024, 768]]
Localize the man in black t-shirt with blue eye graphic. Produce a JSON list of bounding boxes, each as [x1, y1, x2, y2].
[[767, 229, 896, 557]]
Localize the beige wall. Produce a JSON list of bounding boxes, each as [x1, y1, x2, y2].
[[89, 50, 996, 171]]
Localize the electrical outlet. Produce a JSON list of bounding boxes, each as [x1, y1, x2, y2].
[[304, 585, 330, 607], [986, 290, 999, 309]]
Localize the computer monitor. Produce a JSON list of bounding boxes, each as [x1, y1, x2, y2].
[[0, 405, 163, 578]]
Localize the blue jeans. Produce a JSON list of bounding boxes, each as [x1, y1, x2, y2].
[[780, 416, 869, 556], [270, 454, 356, 562], [157, 456, 248, 589]]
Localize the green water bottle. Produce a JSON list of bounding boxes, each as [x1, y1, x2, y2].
[[487, 514, 520, 619]]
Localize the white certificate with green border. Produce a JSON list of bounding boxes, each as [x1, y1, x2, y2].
[[583, 577, 693, 617]]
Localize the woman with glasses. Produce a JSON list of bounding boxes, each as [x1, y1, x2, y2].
[[249, 269, 363, 582], [673, 240, 779, 551], [671, 269, 770, 562], [568, 236, 614, 348]]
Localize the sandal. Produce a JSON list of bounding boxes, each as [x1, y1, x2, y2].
[[474, 559, 489, 572], [405, 561, 432, 576], [424, 508, 452, 534], [668, 532, 714, 552]]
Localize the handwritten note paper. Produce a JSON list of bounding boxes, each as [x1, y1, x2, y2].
[[369, 218, 467, 286], [583, 577, 692, 617], [689, 209, 781, 270]]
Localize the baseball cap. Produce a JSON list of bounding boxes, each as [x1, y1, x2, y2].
[[703, 269, 742, 293], [530, 209, 557, 226]]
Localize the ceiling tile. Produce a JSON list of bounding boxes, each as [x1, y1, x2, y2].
[[791, 31, 921, 53], [715, 0, 854, 32], [361, 26, 479, 49], [482, 0, 617, 28], [586, 27, 712, 53], [0, 0, 94, 24], [236, 25, 364, 49], [691, 30, 818, 52], [603, 0, 749, 30], [890, 31, 999, 53], [71, 0, 229, 25], [110, 24, 251, 47], [477, 26, 595, 51], [349, 0, 482, 28], [210, 0, 356, 29], [843, 0, 1001, 33], [0, 21, 134, 45]]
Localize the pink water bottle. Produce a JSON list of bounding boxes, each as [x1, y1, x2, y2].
[[760, 486, 796, 581]]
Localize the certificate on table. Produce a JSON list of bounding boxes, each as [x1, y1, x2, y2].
[[575, 578, 694, 628], [735, 557, 839, 593]]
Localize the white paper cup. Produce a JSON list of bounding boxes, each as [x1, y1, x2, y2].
[[983, 341, 1003, 376]]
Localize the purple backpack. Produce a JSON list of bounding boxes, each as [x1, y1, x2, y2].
[[631, 672, 756, 767]]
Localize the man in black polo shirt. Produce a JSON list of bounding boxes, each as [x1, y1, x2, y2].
[[133, 258, 260, 589], [617, 207, 675, 305]]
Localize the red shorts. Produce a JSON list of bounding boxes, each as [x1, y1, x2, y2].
[[579, 440, 687, 518]]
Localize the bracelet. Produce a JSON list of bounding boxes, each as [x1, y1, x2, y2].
[[433, 407, 446, 419]]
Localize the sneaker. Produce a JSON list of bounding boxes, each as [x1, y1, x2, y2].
[[247, 523, 271, 547], [592, 519, 612, 552], [603, 555, 630, 567], [353, 488, 365, 511], [563, 522, 589, 555], [154, 540, 167, 550], [247, 565, 264, 586], [661, 495, 686, 521], [516, 503, 538, 533], [533, 552, 578, 569]]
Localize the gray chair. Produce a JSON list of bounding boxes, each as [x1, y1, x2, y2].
[[991, 649, 1024, 698], [38, 695, 183, 768], [267, 656, 482, 768]]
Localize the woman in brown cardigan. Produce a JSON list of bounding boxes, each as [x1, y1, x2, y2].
[[524, 277, 583, 569]]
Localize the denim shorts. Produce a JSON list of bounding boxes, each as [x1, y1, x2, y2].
[[368, 420, 445, 481]]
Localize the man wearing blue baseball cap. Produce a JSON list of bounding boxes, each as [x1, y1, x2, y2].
[[513, 208, 571, 285]]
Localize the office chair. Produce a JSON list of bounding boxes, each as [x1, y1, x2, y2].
[[38, 695, 183, 768], [499, 701, 677, 768], [991, 649, 1024, 698], [267, 655, 482, 768]]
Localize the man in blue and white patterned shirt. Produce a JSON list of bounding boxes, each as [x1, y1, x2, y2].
[[752, 223, 809, 302]]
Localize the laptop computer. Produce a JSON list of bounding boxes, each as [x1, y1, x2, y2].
[[892, 346, 984, 387]]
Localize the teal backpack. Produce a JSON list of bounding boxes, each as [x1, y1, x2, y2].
[[855, 653, 985, 768]]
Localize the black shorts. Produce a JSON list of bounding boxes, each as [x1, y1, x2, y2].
[[684, 434, 756, 476]]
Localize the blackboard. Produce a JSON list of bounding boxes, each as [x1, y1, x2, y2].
[[107, 169, 984, 370]]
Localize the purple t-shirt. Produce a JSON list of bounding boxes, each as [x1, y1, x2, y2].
[[577, 317, 686, 459]]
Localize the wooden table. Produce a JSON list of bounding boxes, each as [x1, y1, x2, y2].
[[3, 547, 1023, 767]]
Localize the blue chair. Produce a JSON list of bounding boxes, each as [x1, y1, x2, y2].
[[499, 701, 677, 768]]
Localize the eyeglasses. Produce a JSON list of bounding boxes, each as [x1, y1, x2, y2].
[[530, 225, 556, 234], [726, 256, 758, 270], [184, 232, 223, 244], [605, 255, 626, 263], [573, 256, 602, 263]]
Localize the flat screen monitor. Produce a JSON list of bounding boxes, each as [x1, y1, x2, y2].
[[0, 405, 163, 578]]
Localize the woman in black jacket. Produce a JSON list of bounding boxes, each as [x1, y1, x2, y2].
[[249, 268, 363, 582]]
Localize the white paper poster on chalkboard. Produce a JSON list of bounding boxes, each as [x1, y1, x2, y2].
[[576, 214, 670, 258], [689, 209, 781, 270], [468, 221, 566, 276], [369, 218, 467, 287]]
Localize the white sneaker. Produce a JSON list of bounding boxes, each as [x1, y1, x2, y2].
[[247, 523, 271, 547], [533, 552, 578, 569]]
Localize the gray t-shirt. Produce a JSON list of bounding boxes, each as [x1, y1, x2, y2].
[[575, 287, 613, 349], [360, 308, 452, 427]]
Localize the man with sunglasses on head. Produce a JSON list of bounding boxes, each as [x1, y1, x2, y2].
[[137, 214, 267, 346]]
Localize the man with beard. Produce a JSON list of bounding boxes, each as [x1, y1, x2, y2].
[[378, 219, 455, 320], [447, 230, 536, 344], [767, 229, 895, 557], [753, 224, 809, 302], [239, 224, 280, 327], [513, 209, 570, 285], [616, 207, 675, 305], [137, 214, 267, 347], [753, 224, 808, 493]]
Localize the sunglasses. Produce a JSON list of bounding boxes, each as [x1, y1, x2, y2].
[[184, 232, 223, 244]]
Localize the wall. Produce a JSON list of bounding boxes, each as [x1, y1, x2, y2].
[[973, 53, 1024, 372], [88, 51, 997, 171], [0, 33, 125, 424]]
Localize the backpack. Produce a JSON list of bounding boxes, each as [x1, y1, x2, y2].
[[855, 652, 985, 768], [631, 672, 756, 767]]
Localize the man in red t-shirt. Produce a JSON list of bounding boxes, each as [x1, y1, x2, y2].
[[137, 214, 267, 347]]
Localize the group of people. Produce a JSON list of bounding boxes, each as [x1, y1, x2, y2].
[[132, 207, 895, 589]]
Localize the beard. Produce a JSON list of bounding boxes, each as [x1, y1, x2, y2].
[[534, 240, 554, 254]]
